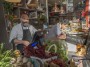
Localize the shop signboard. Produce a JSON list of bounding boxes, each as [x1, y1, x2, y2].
[[66, 0, 73, 12]]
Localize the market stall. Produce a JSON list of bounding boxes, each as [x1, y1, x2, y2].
[[0, 0, 89, 67]]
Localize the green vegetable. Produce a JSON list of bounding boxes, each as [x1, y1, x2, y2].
[[0, 43, 12, 67], [0, 43, 4, 54], [45, 40, 68, 61], [2, 57, 11, 62], [3, 1, 13, 14]]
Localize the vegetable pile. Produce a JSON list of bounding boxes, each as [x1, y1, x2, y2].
[[45, 40, 68, 61], [0, 43, 12, 67]]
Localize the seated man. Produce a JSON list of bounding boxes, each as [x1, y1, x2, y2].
[[9, 13, 47, 57], [9, 13, 37, 53]]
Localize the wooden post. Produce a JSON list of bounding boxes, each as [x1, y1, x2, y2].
[[0, 1, 11, 49], [46, 0, 49, 23]]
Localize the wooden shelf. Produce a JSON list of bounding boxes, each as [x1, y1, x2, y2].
[[19, 7, 35, 12], [13, 6, 44, 13], [20, 7, 44, 13], [30, 18, 38, 20], [12, 17, 38, 20], [50, 12, 60, 14], [49, 15, 73, 18]]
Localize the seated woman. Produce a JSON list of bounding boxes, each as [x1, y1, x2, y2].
[[45, 21, 68, 58]]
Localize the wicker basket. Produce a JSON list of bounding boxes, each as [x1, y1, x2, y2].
[[27, 0, 38, 9], [27, 4, 38, 9]]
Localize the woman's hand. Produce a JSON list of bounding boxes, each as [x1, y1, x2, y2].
[[57, 34, 66, 39]]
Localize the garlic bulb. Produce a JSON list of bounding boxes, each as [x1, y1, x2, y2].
[[22, 57, 28, 63], [10, 58, 16, 64]]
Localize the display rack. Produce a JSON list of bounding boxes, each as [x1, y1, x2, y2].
[[13, 6, 45, 29], [49, 13, 74, 25]]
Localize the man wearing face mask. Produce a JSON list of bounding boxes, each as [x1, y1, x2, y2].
[[9, 13, 37, 53]]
